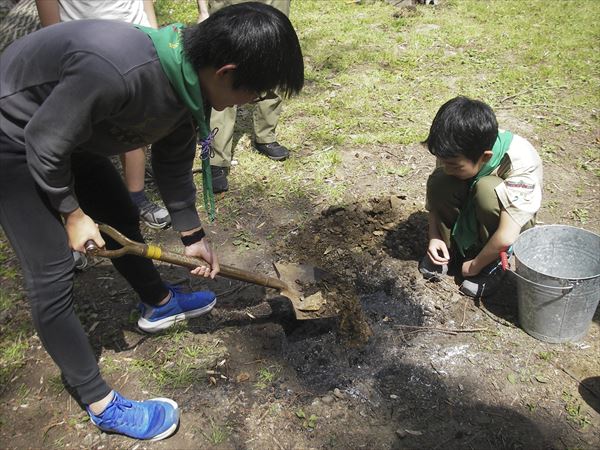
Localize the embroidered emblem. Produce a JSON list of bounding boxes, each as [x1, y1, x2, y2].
[[505, 180, 535, 190]]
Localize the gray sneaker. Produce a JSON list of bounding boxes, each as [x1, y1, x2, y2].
[[418, 255, 448, 280], [459, 260, 505, 298], [139, 200, 171, 229], [73, 251, 88, 271]]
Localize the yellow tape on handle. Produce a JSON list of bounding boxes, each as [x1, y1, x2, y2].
[[146, 245, 162, 260]]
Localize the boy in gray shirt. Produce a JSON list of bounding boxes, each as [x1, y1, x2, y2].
[[0, 2, 303, 441]]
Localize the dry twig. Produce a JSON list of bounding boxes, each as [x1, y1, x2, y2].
[[394, 325, 487, 335]]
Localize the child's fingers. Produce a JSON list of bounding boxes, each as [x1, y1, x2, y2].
[[428, 248, 449, 265], [440, 245, 450, 261], [190, 265, 211, 277]]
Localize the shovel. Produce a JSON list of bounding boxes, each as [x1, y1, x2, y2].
[[84, 224, 333, 320]]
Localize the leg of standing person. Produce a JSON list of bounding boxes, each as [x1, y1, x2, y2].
[[209, 106, 237, 193], [206, 0, 293, 193], [251, 0, 291, 161], [252, 90, 289, 160], [120, 148, 171, 229]]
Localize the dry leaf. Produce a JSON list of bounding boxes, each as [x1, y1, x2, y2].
[[236, 372, 250, 383]]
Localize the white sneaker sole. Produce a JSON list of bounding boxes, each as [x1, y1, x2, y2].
[[142, 220, 171, 230], [138, 299, 216, 333], [148, 398, 179, 442]]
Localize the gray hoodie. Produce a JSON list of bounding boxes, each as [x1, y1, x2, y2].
[[0, 19, 201, 231]]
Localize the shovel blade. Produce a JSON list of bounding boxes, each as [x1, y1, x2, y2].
[[274, 262, 336, 320]]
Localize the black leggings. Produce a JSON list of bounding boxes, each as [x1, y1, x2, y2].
[[0, 131, 169, 405]]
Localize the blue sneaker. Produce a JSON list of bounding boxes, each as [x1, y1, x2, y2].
[[87, 391, 179, 441], [138, 286, 216, 333]]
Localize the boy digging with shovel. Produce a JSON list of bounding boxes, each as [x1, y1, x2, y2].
[[0, 3, 303, 440]]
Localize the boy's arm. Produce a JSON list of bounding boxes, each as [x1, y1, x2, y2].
[[143, 0, 159, 28], [35, 0, 61, 27], [427, 211, 450, 265], [462, 209, 521, 277], [150, 123, 202, 232]]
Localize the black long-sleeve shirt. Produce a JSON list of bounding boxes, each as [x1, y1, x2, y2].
[[0, 19, 201, 231]]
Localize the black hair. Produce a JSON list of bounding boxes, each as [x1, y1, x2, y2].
[[183, 2, 304, 98], [423, 96, 498, 163]]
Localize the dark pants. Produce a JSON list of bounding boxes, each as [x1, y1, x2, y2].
[[0, 131, 168, 405]]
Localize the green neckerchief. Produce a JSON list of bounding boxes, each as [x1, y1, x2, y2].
[[452, 130, 514, 256], [136, 23, 216, 221]]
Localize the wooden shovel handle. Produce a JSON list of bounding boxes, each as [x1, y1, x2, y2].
[[86, 224, 288, 290]]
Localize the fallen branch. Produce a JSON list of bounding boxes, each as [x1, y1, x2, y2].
[[460, 297, 469, 328], [496, 103, 576, 110], [393, 325, 487, 335], [499, 88, 534, 104]]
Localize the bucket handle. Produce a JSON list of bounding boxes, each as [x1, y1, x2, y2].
[[506, 269, 576, 294], [499, 249, 576, 294]]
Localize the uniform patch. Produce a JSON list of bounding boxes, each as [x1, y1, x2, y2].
[[505, 180, 535, 191]]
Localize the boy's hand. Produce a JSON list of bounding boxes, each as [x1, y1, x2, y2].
[[427, 238, 450, 265], [63, 208, 105, 252], [184, 238, 220, 279], [461, 259, 480, 277]]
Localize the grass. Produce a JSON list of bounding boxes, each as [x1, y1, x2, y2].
[[130, 338, 226, 390], [255, 365, 281, 389], [202, 419, 229, 445], [562, 391, 593, 429], [150, 0, 599, 229], [0, 333, 28, 386]]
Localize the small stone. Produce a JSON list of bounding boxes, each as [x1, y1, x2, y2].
[[390, 196, 403, 211], [83, 434, 94, 447], [333, 388, 345, 399], [389, 394, 398, 399], [321, 395, 334, 404]]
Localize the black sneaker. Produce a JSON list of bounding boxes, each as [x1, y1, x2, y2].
[[253, 141, 290, 161], [73, 251, 88, 271], [418, 255, 448, 280], [459, 259, 506, 298], [210, 166, 229, 193]]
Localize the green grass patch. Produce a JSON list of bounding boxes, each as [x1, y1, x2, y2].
[[255, 365, 281, 389], [202, 419, 230, 445], [130, 337, 226, 390], [155, 0, 599, 220], [0, 333, 28, 387]]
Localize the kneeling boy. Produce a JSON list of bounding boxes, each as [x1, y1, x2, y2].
[[420, 96, 543, 297]]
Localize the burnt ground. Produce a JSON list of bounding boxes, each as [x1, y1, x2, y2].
[[1, 126, 599, 450]]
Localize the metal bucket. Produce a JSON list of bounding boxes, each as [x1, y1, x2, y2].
[[512, 225, 600, 343]]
